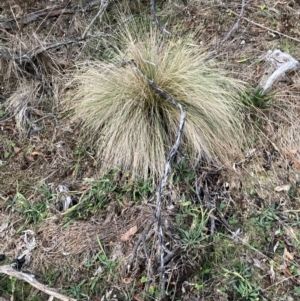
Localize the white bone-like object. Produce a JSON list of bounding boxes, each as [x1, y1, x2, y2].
[[262, 49, 300, 93]]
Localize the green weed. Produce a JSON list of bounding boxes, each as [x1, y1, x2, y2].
[[64, 171, 154, 221], [63, 237, 118, 299], [177, 203, 210, 251], [6, 192, 48, 229], [224, 263, 261, 301], [170, 158, 196, 187], [0, 277, 43, 301], [240, 87, 275, 110]]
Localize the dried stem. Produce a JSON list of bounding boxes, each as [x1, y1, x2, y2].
[[230, 10, 300, 44], [131, 62, 186, 298], [219, 0, 246, 46], [127, 217, 156, 272], [0, 0, 106, 30], [150, 0, 170, 35], [0, 265, 76, 301], [82, 0, 112, 39], [206, 0, 246, 59]]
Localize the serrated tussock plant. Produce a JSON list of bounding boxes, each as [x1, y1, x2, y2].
[[68, 18, 245, 180]]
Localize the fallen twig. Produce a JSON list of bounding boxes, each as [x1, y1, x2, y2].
[[148, 78, 185, 299], [150, 0, 170, 35], [127, 217, 156, 272], [131, 62, 186, 298], [206, 0, 246, 59], [261, 49, 300, 93], [142, 234, 154, 291], [82, 0, 112, 39], [220, 0, 246, 46], [0, 265, 76, 301], [0, 0, 106, 30], [34, 33, 110, 57], [0, 32, 110, 67], [159, 246, 181, 268], [229, 11, 300, 44]]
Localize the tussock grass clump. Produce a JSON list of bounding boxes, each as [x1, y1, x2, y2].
[[69, 19, 245, 179]]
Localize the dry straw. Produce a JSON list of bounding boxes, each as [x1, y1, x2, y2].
[[68, 17, 245, 179]]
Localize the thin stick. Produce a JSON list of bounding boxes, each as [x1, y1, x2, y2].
[[0, 0, 106, 30], [142, 235, 154, 291], [230, 10, 300, 44], [161, 246, 180, 267], [131, 62, 186, 299], [150, 0, 170, 35], [0, 32, 110, 65], [126, 217, 156, 272], [207, 0, 246, 59], [29, 33, 111, 57], [220, 0, 246, 46], [0, 265, 76, 301], [147, 79, 185, 299], [82, 0, 111, 39]]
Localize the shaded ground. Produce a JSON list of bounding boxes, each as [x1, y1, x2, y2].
[[1, 0, 300, 300]]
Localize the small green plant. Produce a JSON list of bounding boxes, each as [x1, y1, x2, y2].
[[92, 236, 117, 282], [224, 263, 260, 301], [68, 16, 245, 180], [0, 135, 15, 161], [74, 146, 88, 157], [6, 192, 47, 229], [64, 236, 118, 298], [251, 206, 280, 231], [288, 184, 300, 201], [229, 214, 239, 226], [240, 87, 275, 110], [0, 277, 42, 301], [65, 171, 154, 221], [68, 280, 86, 299], [294, 286, 300, 295], [37, 184, 56, 203], [177, 203, 210, 251], [195, 283, 204, 291], [140, 276, 148, 284], [123, 175, 154, 203], [171, 158, 196, 187]]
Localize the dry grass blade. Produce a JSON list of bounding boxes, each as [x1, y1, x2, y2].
[[67, 17, 246, 180]]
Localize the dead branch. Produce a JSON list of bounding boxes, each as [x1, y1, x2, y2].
[[206, 0, 246, 59], [262, 49, 300, 94], [127, 217, 156, 272], [154, 88, 185, 297], [142, 233, 154, 291], [0, 0, 106, 30], [82, 0, 112, 39], [230, 10, 300, 44], [150, 0, 170, 35], [131, 61, 186, 299], [0, 7, 73, 30], [30, 32, 111, 58], [0, 265, 76, 301], [0, 15, 112, 80], [0, 32, 110, 72], [219, 0, 246, 47], [159, 246, 180, 268], [0, 0, 115, 82]]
